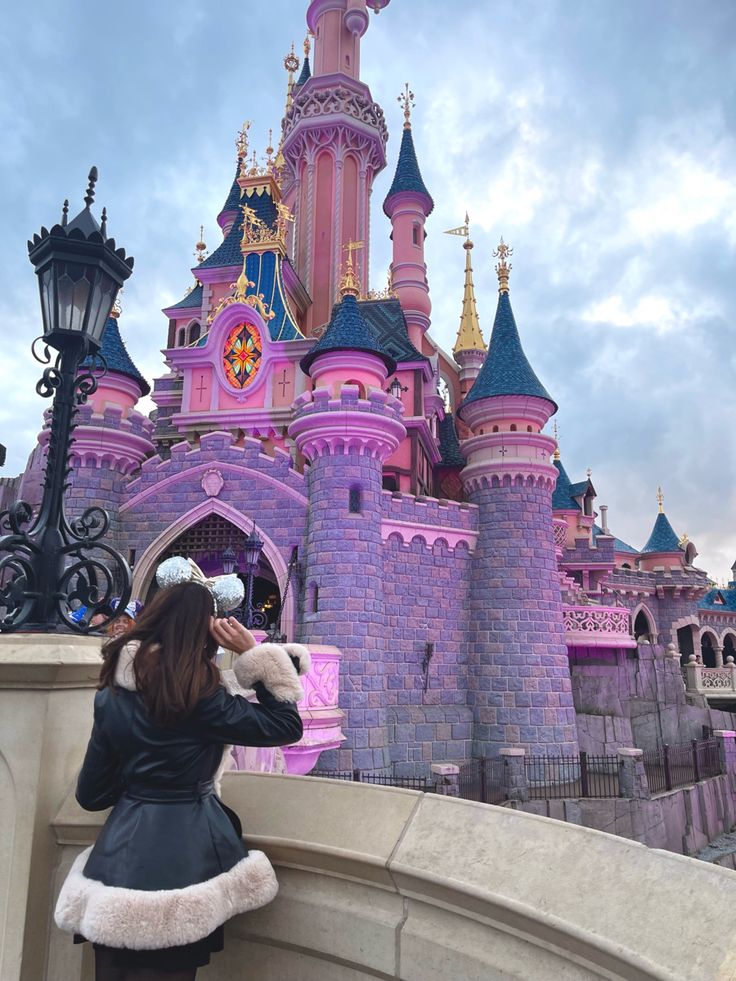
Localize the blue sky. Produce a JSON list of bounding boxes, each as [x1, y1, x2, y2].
[[1, 0, 735, 577]]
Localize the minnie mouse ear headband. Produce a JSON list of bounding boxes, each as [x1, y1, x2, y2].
[[156, 556, 245, 615]]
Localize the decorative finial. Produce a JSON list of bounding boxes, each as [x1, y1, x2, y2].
[[61, 199, 69, 227], [194, 225, 208, 264], [340, 239, 364, 297], [84, 166, 98, 208], [398, 82, 415, 129], [586, 467, 592, 480], [493, 237, 513, 293], [284, 43, 299, 109], [657, 486, 664, 513], [236, 121, 251, 161], [445, 213, 471, 246], [265, 129, 274, 170], [553, 421, 560, 461], [100, 207, 107, 239], [111, 289, 123, 320], [304, 34, 311, 58], [679, 531, 689, 546]]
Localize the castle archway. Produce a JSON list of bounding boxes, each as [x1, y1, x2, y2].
[[700, 628, 719, 668], [132, 499, 295, 639]]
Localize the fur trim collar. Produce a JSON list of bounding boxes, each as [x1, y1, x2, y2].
[[233, 643, 305, 703], [55, 846, 278, 948], [113, 642, 139, 691]]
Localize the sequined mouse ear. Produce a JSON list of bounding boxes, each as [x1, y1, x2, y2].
[[211, 575, 245, 615], [156, 556, 194, 589]]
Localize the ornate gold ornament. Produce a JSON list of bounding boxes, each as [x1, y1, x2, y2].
[[493, 238, 513, 293]]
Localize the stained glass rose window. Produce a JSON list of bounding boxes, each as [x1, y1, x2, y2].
[[222, 321, 262, 390]]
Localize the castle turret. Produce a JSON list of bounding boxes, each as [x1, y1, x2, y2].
[[281, 0, 389, 333], [639, 487, 689, 572], [383, 85, 433, 350], [290, 256, 404, 769], [448, 215, 486, 399], [457, 241, 578, 757]]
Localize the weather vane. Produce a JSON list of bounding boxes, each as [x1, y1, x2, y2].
[[398, 82, 415, 128], [493, 237, 513, 293]]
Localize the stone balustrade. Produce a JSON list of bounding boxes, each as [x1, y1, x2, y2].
[[683, 656, 736, 700], [563, 605, 637, 648]]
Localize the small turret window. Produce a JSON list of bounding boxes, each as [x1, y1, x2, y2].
[[492, 425, 499, 433], [510, 424, 517, 432], [189, 322, 201, 344], [412, 223, 420, 246], [177, 328, 185, 347], [349, 486, 362, 514]]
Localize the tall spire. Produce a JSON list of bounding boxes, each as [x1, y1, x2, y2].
[[460, 242, 556, 411], [447, 214, 485, 355], [383, 84, 433, 216]]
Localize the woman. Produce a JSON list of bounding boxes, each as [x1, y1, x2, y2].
[[55, 578, 307, 980]]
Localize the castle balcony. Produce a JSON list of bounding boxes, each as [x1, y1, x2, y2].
[[553, 517, 567, 558], [563, 604, 637, 649]]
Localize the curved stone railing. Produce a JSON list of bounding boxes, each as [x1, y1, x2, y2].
[[564, 605, 637, 649], [49, 774, 736, 981]]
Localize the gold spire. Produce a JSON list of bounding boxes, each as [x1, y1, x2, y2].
[[398, 82, 415, 129], [340, 239, 364, 297], [304, 33, 311, 58], [493, 238, 513, 293], [284, 43, 299, 109], [657, 486, 664, 513], [553, 421, 560, 461], [194, 225, 208, 264], [265, 129, 274, 170], [446, 214, 486, 355]]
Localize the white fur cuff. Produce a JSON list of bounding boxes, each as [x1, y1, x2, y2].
[[282, 643, 311, 677], [233, 643, 305, 703], [55, 846, 278, 949]]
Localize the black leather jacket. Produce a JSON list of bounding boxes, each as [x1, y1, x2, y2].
[[77, 680, 302, 892]]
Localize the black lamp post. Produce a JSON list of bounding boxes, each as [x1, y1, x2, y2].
[[0, 168, 134, 632], [241, 527, 266, 630]]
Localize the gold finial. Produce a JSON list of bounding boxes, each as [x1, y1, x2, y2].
[[194, 224, 208, 264], [284, 43, 299, 109], [340, 239, 364, 297], [553, 421, 560, 461], [236, 121, 251, 161], [657, 486, 664, 513], [304, 34, 311, 58], [493, 237, 513, 293], [398, 82, 415, 129], [111, 290, 123, 319], [265, 129, 274, 170], [679, 531, 689, 546]]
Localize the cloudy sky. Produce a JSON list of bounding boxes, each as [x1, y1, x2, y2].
[[1, 0, 734, 577]]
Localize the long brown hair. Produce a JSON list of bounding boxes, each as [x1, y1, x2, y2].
[[100, 582, 220, 726]]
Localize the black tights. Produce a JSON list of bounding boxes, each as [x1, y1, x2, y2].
[[95, 947, 197, 981]]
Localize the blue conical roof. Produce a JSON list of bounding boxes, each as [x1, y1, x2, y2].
[[642, 512, 681, 554], [84, 316, 150, 396], [461, 291, 556, 410], [295, 56, 311, 87], [218, 162, 243, 221], [300, 293, 396, 374], [551, 459, 581, 510], [383, 126, 433, 216]]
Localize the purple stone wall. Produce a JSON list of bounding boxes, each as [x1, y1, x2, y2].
[[467, 482, 579, 757], [382, 534, 473, 776], [121, 434, 308, 602], [300, 451, 391, 771]]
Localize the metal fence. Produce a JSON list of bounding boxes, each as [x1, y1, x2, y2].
[[312, 769, 432, 792], [524, 751, 620, 800], [457, 757, 506, 805], [642, 738, 723, 794]]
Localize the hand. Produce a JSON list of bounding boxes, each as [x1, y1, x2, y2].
[[209, 617, 257, 655]]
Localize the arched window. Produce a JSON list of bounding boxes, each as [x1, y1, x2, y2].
[[189, 322, 201, 344], [701, 632, 717, 668], [634, 610, 653, 642], [510, 424, 517, 432], [412, 223, 420, 246], [724, 634, 736, 663], [527, 425, 533, 432], [349, 486, 362, 514], [345, 379, 366, 398], [492, 425, 499, 433]]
